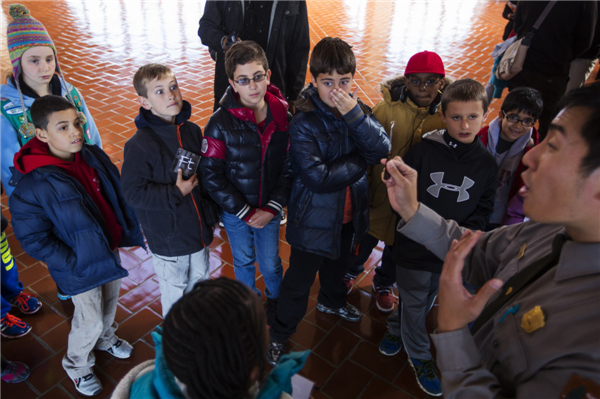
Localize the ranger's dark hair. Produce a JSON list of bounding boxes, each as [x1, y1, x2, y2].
[[163, 278, 268, 399], [555, 81, 600, 178], [225, 41, 269, 80], [30, 95, 76, 130], [501, 87, 543, 120], [309, 37, 356, 78], [441, 78, 488, 115]]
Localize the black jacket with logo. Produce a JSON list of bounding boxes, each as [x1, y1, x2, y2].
[[393, 129, 497, 273]]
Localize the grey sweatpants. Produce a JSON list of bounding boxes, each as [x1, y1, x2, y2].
[[387, 265, 440, 361], [62, 277, 121, 378], [151, 247, 210, 317]]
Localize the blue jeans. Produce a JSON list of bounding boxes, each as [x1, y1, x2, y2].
[[221, 211, 283, 299], [1, 231, 23, 319]]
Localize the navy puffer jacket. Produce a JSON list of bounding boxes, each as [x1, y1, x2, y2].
[[286, 84, 390, 259], [8, 145, 144, 296], [200, 84, 293, 220]]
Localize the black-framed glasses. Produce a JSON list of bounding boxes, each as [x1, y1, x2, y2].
[[502, 111, 536, 127], [406, 78, 441, 88], [233, 74, 267, 86]]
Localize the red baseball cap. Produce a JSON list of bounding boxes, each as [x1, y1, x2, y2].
[[405, 51, 445, 77]]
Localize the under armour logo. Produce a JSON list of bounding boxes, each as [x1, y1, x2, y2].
[[427, 172, 474, 202], [448, 141, 458, 148]]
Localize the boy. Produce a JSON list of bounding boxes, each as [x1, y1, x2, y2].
[[344, 51, 450, 313], [200, 41, 292, 319], [477, 87, 542, 229], [381, 79, 497, 396], [267, 37, 390, 365], [121, 64, 214, 317], [8, 95, 144, 396]]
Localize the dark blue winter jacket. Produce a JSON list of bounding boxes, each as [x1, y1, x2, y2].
[[286, 84, 390, 259], [8, 144, 144, 296]]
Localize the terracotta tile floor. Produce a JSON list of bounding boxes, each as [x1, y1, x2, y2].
[[1, 1, 598, 398]]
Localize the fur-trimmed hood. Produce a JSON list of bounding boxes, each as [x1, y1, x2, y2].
[[378, 75, 455, 103]]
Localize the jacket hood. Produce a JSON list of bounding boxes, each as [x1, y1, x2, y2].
[[378, 75, 455, 104], [219, 84, 289, 131], [422, 128, 487, 162], [294, 83, 373, 117], [13, 137, 76, 175], [134, 100, 192, 129]]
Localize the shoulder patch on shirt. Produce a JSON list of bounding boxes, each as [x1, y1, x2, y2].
[[201, 138, 209, 154], [3, 101, 24, 115]]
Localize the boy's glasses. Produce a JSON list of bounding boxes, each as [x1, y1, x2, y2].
[[406, 78, 441, 88], [502, 111, 536, 128], [233, 74, 267, 86]]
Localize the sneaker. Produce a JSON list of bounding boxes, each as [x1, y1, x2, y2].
[[408, 357, 443, 396], [267, 339, 286, 366], [372, 283, 394, 313], [1, 314, 31, 339], [343, 273, 356, 295], [1, 361, 30, 383], [265, 297, 278, 327], [316, 302, 362, 322], [9, 292, 42, 315], [280, 209, 287, 225], [73, 373, 103, 396], [379, 332, 403, 356], [103, 339, 133, 359]]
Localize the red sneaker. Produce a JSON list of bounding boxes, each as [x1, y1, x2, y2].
[[10, 292, 42, 315], [372, 283, 394, 313]]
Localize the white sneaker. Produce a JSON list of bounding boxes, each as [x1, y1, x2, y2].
[[103, 339, 133, 359], [73, 373, 103, 396]]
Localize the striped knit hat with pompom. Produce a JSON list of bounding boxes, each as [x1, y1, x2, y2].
[[7, 3, 59, 81]]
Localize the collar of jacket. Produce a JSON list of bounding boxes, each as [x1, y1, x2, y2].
[[221, 83, 289, 131], [555, 238, 600, 281], [294, 83, 372, 121]]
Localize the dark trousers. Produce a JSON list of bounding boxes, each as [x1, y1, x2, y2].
[[270, 223, 354, 342], [508, 68, 569, 142], [347, 233, 396, 287]]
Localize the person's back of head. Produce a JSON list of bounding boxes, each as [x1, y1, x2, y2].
[[163, 278, 268, 399]]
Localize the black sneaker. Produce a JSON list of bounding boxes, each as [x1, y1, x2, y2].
[[316, 302, 362, 322], [265, 297, 278, 326], [267, 339, 286, 366]]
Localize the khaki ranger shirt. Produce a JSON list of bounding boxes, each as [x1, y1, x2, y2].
[[398, 204, 600, 398]]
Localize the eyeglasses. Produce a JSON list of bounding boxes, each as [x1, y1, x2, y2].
[[502, 111, 536, 128], [233, 73, 267, 86], [406, 78, 442, 88]]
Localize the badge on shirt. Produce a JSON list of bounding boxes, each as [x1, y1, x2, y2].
[[521, 306, 545, 333]]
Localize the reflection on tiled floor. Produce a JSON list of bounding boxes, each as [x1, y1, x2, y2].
[[1, 1, 598, 398]]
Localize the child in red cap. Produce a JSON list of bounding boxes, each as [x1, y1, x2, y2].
[[345, 50, 451, 314]]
